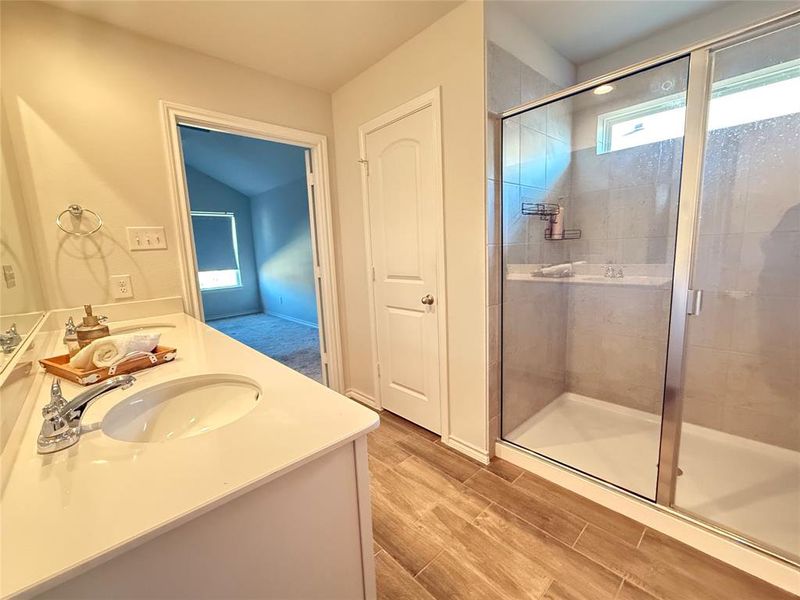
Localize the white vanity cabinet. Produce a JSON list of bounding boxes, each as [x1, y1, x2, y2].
[[0, 310, 378, 600], [36, 438, 376, 600]]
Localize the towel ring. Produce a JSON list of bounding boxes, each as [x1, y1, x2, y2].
[[56, 204, 103, 237]]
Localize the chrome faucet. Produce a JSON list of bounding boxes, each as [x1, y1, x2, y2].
[[0, 323, 22, 354], [37, 375, 136, 454]]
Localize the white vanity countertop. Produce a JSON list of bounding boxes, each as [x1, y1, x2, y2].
[[0, 312, 379, 599]]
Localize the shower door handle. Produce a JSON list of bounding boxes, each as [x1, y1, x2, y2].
[[687, 289, 703, 316]]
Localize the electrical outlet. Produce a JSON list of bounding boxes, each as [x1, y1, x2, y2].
[[127, 226, 167, 251], [110, 274, 133, 299]]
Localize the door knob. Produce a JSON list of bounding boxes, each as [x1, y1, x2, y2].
[[421, 294, 434, 305]]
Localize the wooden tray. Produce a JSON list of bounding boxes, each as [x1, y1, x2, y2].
[[39, 346, 177, 385]]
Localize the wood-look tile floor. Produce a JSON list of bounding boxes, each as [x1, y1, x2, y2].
[[368, 411, 799, 600]]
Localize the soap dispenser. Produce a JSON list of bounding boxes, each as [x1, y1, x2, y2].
[[75, 304, 110, 348], [63, 316, 80, 357]]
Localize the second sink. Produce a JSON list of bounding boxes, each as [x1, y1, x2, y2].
[[102, 374, 261, 443]]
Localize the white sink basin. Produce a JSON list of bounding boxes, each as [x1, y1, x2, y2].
[[109, 323, 177, 335], [102, 374, 260, 443]]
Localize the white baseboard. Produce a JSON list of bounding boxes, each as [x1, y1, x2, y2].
[[495, 441, 800, 595], [267, 311, 319, 329], [206, 309, 260, 321], [345, 388, 379, 410], [345, 389, 490, 466], [442, 435, 490, 465]]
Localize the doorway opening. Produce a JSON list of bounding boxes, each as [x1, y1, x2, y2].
[[180, 126, 320, 380], [162, 103, 343, 389]]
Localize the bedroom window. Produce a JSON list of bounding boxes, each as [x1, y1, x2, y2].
[[190, 211, 242, 290]]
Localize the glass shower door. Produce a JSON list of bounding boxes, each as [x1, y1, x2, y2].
[[673, 21, 800, 561], [501, 57, 690, 500]]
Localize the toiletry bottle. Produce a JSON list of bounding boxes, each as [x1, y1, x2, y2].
[[63, 316, 80, 357], [75, 305, 110, 348]]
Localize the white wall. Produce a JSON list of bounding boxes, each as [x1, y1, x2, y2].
[[577, 1, 798, 81], [0, 1, 335, 311], [251, 179, 318, 327], [3, 0, 491, 453], [0, 106, 44, 316], [332, 1, 488, 454]]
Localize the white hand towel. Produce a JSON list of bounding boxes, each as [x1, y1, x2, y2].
[[69, 333, 160, 369]]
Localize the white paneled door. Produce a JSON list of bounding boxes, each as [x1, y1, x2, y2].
[[363, 101, 443, 434]]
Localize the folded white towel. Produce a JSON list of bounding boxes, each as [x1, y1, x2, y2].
[[69, 333, 160, 369]]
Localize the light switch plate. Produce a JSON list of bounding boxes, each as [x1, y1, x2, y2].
[[127, 226, 167, 251], [110, 274, 133, 299]]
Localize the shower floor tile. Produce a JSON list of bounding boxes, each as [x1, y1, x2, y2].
[[506, 392, 800, 560]]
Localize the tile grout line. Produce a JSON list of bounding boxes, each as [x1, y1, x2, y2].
[[468, 468, 649, 553], [476, 493, 629, 590], [636, 527, 647, 549], [572, 522, 589, 549], [538, 577, 557, 600], [462, 469, 482, 486], [567, 535, 634, 589], [412, 500, 497, 582], [466, 470, 598, 549], [470, 501, 496, 525], [510, 470, 525, 484], [413, 547, 446, 580], [613, 578, 625, 599]]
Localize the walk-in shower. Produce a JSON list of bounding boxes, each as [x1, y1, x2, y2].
[[499, 15, 799, 564]]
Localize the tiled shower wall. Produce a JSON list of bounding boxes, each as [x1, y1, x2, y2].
[[682, 113, 800, 450], [490, 40, 799, 451], [562, 136, 682, 416], [486, 42, 572, 441], [553, 61, 687, 416]]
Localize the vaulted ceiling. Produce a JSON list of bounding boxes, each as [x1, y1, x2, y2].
[[179, 126, 307, 198]]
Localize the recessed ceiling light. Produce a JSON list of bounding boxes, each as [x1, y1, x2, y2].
[[593, 84, 614, 95]]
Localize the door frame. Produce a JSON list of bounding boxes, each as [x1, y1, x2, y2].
[[160, 101, 345, 393], [357, 87, 451, 440]]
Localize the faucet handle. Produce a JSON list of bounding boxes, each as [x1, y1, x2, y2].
[[43, 379, 67, 418]]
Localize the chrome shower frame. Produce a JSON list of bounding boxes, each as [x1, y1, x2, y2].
[[498, 7, 800, 567]]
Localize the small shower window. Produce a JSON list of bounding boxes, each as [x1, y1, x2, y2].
[[597, 58, 800, 153]]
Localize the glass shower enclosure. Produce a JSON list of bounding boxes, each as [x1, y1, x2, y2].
[[499, 15, 799, 564]]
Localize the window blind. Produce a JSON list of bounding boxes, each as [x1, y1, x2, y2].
[[191, 213, 238, 271]]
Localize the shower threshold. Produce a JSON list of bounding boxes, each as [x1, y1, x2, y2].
[[505, 392, 800, 560]]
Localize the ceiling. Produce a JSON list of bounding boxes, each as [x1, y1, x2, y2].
[[45, 0, 461, 92], [179, 126, 307, 197], [502, 0, 731, 64]]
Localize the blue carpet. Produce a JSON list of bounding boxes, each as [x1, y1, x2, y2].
[[207, 313, 322, 382]]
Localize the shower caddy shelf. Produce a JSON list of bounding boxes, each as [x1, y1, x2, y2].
[[521, 202, 582, 240]]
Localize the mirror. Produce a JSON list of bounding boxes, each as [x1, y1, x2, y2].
[[0, 104, 45, 374]]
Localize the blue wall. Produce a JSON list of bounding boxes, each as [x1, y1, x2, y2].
[[251, 179, 318, 326], [183, 166, 262, 320]]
